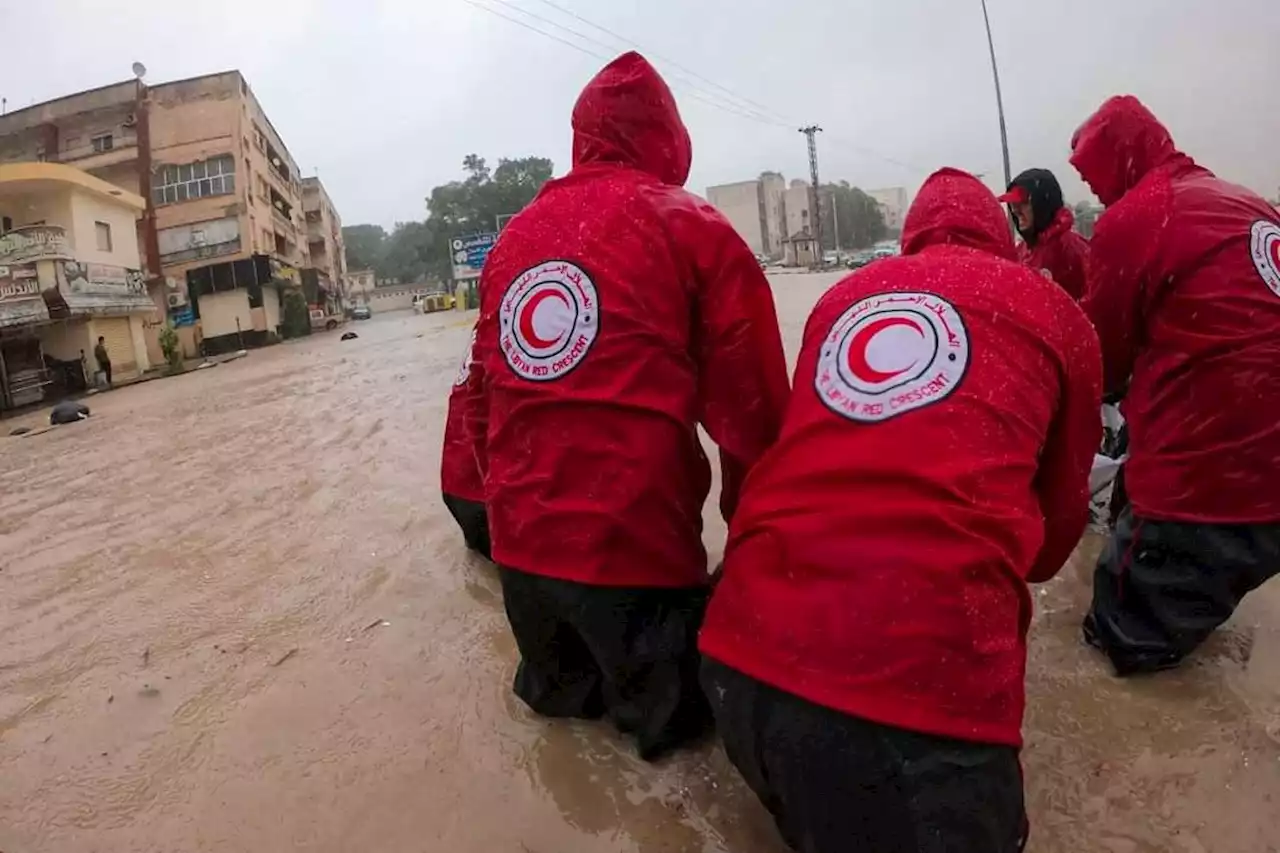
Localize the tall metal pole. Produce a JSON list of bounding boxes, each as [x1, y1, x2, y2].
[[981, 0, 1012, 189], [800, 125, 823, 265]]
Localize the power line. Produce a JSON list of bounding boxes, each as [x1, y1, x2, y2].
[[527, 0, 795, 125], [470, 0, 789, 128], [461, 0, 930, 177]]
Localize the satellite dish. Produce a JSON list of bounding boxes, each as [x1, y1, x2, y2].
[[131, 62, 147, 80]]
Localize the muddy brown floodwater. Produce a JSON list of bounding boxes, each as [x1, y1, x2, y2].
[[2, 275, 1279, 853]]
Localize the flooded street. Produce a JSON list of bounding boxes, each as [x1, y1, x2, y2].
[[2, 274, 1279, 853]]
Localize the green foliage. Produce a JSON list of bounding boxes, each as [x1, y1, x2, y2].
[[342, 224, 387, 271], [158, 324, 183, 374], [281, 290, 311, 339], [821, 182, 888, 251], [340, 154, 554, 286]]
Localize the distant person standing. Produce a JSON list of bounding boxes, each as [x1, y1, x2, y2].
[[998, 168, 1090, 299], [94, 336, 112, 387]]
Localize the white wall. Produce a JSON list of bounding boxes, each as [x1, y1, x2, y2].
[[706, 181, 765, 255], [128, 314, 151, 373], [38, 319, 93, 362], [0, 188, 74, 232], [199, 289, 253, 338], [262, 284, 281, 333], [69, 190, 142, 268]]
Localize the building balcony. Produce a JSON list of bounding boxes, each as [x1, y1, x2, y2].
[[57, 139, 139, 172]]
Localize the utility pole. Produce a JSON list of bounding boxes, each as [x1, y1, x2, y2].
[[799, 125, 823, 266], [980, 0, 1013, 189]]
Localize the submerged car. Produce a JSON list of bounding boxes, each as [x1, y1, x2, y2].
[[351, 305, 372, 320]]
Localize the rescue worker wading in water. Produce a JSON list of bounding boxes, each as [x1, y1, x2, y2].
[[462, 51, 790, 761]]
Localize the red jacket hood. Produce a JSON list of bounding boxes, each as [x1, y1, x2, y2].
[[1070, 95, 1184, 207], [571, 52, 692, 187], [901, 168, 1016, 261]]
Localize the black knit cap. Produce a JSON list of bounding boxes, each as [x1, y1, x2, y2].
[[1000, 168, 1064, 246]]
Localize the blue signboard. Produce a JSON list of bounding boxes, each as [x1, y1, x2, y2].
[[169, 305, 195, 327], [451, 232, 498, 281]]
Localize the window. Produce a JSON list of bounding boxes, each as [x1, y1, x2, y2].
[[151, 154, 237, 206], [91, 133, 114, 153], [1, 216, 11, 234], [95, 221, 113, 252]]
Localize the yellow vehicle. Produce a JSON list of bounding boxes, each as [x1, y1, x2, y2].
[[413, 293, 456, 314]]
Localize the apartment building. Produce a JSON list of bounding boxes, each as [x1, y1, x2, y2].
[[302, 176, 346, 315], [0, 162, 153, 410], [706, 171, 788, 259], [866, 186, 910, 232], [0, 70, 315, 357]]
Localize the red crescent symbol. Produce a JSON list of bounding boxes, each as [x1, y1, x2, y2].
[[519, 289, 570, 349], [1269, 237, 1280, 273], [847, 316, 924, 383]]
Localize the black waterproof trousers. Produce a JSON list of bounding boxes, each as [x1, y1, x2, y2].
[[1085, 505, 1280, 675], [701, 659, 1028, 853], [498, 567, 712, 761], [442, 493, 491, 560]]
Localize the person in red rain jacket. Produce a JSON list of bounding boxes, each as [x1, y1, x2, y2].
[[997, 167, 1090, 299], [1071, 95, 1280, 676], [440, 325, 490, 559], [699, 168, 1101, 852], [462, 51, 790, 761]]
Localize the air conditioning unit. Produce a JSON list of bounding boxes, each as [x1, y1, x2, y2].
[[167, 292, 188, 309]]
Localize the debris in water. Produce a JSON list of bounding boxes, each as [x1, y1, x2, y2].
[[107, 694, 114, 704], [142, 647, 150, 668], [138, 684, 161, 699], [341, 331, 359, 341], [272, 648, 299, 667], [362, 618, 388, 633]]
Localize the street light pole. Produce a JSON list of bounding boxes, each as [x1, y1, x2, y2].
[[980, 0, 1012, 189]]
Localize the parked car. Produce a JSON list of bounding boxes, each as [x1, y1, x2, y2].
[[309, 308, 344, 332], [351, 305, 372, 320]]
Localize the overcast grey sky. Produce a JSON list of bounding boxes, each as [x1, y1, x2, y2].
[[9, 0, 1279, 227]]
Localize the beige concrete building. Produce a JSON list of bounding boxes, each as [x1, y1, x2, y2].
[[783, 179, 814, 243], [302, 176, 347, 314], [867, 186, 910, 232], [346, 269, 375, 305], [0, 162, 153, 410], [706, 171, 788, 259], [0, 70, 318, 357]]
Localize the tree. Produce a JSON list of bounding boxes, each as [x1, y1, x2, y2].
[[342, 224, 387, 271], [820, 182, 887, 251], [339, 153, 554, 287], [427, 154, 553, 234], [380, 220, 446, 284]]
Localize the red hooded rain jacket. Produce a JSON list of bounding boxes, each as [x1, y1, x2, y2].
[[699, 168, 1102, 747], [1018, 206, 1090, 300], [441, 325, 483, 502], [1072, 95, 1280, 523], [463, 52, 790, 588]]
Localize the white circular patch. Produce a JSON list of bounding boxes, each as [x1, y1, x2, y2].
[[499, 261, 599, 381], [814, 291, 969, 423], [1250, 220, 1280, 297], [453, 327, 476, 388]]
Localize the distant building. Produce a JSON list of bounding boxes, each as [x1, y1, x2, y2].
[[783, 179, 814, 241], [347, 269, 376, 304], [0, 162, 154, 410], [866, 187, 910, 232], [782, 226, 818, 268], [0, 70, 320, 357], [302, 176, 347, 316], [706, 171, 788, 258]]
